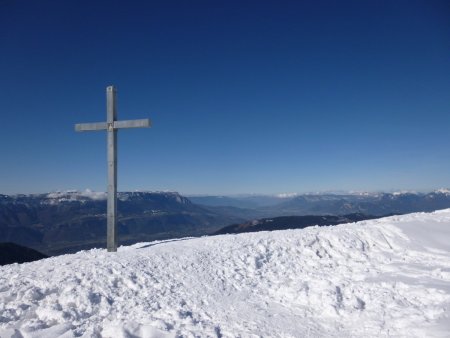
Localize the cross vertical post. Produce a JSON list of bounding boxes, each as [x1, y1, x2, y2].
[[106, 86, 118, 252], [75, 86, 151, 252]]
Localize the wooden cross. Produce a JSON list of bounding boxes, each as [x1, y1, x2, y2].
[[75, 85, 151, 252]]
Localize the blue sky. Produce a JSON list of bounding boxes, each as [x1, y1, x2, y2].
[[1, 0, 449, 195]]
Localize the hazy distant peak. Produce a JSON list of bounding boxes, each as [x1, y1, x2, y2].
[[391, 190, 418, 196], [275, 193, 299, 198], [119, 191, 190, 204], [433, 188, 450, 195]]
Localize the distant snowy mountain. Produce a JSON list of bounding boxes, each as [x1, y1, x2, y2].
[[3, 190, 450, 255], [1, 210, 449, 337], [0, 191, 244, 255], [1, 190, 191, 205], [193, 190, 450, 217]]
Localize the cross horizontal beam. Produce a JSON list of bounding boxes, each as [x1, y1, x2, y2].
[[75, 122, 107, 131], [114, 119, 151, 129], [75, 118, 151, 132]]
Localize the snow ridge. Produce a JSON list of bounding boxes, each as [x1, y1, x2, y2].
[[0, 190, 189, 206], [1, 211, 450, 337]]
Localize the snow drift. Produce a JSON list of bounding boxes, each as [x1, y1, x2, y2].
[[1, 210, 450, 337]]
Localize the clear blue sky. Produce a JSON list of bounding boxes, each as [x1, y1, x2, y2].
[[1, 0, 449, 195]]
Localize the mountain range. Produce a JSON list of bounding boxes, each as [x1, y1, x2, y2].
[[2, 189, 450, 255], [0, 191, 243, 255], [191, 190, 450, 217]]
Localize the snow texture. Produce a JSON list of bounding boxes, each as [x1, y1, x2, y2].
[[1, 210, 450, 337]]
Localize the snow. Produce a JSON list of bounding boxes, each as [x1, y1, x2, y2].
[[44, 190, 107, 204], [35, 190, 186, 205], [276, 193, 299, 198], [1, 211, 450, 337], [391, 190, 418, 196], [435, 188, 450, 195]]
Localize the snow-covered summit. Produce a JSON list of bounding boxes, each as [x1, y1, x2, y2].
[[1, 210, 450, 337], [275, 192, 299, 198], [391, 190, 418, 196], [0, 190, 190, 206], [45, 189, 108, 203], [434, 188, 450, 195]]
